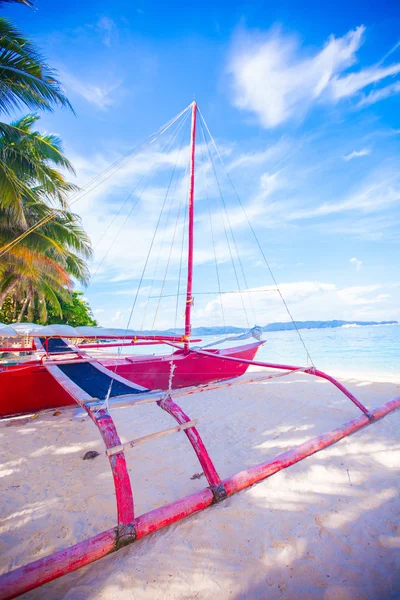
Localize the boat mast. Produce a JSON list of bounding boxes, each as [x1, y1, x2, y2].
[[184, 101, 197, 352]]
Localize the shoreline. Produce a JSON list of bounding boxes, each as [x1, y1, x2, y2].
[[247, 364, 400, 385]]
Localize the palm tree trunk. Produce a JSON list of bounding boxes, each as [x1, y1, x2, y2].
[[0, 278, 19, 307], [17, 296, 30, 322]]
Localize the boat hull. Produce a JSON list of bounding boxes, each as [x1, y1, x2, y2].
[[0, 342, 263, 418], [100, 342, 263, 390]]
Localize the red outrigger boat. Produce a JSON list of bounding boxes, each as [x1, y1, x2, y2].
[[0, 97, 263, 419], [0, 335, 262, 417], [1, 102, 399, 600]]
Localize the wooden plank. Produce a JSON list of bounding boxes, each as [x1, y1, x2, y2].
[[106, 419, 198, 456]]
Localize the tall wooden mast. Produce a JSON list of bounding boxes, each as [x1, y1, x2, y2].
[[184, 101, 197, 352]]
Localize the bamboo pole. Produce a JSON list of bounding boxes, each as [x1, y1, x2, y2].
[[106, 420, 198, 456]]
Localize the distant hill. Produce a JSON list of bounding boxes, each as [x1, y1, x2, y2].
[[261, 320, 398, 332], [157, 320, 398, 336]]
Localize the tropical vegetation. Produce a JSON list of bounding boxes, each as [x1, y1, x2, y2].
[[0, 0, 95, 325]]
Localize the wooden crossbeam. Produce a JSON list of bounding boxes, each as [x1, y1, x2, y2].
[[106, 420, 198, 456], [84, 390, 164, 412]]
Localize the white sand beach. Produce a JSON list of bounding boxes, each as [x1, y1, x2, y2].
[[1, 371, 399, 600]]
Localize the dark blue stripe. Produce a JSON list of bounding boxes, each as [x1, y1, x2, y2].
[[57, 362, 146, 398]]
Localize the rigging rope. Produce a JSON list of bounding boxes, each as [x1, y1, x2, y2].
[[149, 288, 278, 299], [0, 103, 193, 260], [174, 168, 189, 332], [197, 106, 315, 367], [199, 119, 258, 325], [152, 153, 188, 329], [199, 126, 227, 334], [121, 111, 192, 339], [199, 119, 251, 328], [141, 112, 190, 329], [85, 107, 192, 293]]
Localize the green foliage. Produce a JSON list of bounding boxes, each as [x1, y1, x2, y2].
[[0, 2, 95, 325], [0, 291, 98, 326], [0, 14, 72, 116], [0, 294, 14, 323], [0, 114, 92, 322], [47, 292, 98, 327]]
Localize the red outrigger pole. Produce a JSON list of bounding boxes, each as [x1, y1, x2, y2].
[[184, 101, 197, 353]]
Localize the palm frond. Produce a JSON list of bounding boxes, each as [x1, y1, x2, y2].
[[0, 18, 74, 115]]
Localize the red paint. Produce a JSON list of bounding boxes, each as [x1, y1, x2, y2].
[[184, 101, 197, 352], [158, 395, 223, 493], [2, 395, 399, 599], [89, 410, 135, 527], [0, 362, 77, 416], [223, 395, 400, 496], [0, 529, 116, 600], [78, 339, 202, 349], [0, 347, 35, 352], [42, 366, 135, 528], [106, 342, 263, 392], [0, 342, 263, 418], [135, 487, 214, 539]]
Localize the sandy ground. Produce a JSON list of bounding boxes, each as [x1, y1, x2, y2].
[[1, 371, 400, 600]]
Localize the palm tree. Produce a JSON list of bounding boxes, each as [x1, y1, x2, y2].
[[0, 204, 92, 315], [0, 1, 95, 324], [0, 0, 75, 226], [0, 114, 77, 224], [0, 114, 92, 322], [0, 5, 71, 116]]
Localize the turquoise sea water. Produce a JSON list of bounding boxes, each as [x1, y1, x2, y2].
[[117, 324, 400, 382], [254, 324, 400, 381]]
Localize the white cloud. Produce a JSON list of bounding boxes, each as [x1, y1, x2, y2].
[[227, 138, 293, 171], [91, 280, 399, 329], [192, 281, 400, 327], [343, 148, 370, 161], [331, 63, 400, 99], [61, 70, 123, 110], [349, 257, 362, 271], [228, 25, 400, 127], [358, 81, 400, 107], [324, 214, 399, 241], [96, 17, 118, 47], [111, 311, 123, 323], [67, 136, 253, 288], [287, 175, 400, 220]]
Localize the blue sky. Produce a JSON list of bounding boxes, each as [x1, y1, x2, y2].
[[4, 0, 400, 329]]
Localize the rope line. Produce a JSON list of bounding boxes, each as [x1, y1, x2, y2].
[[152, 144, 188, 329], [0, 103, 193, 260], [141, 112, 190, 329], [199, 127, 227, 334], [149, 288, 279, 299], [199, 118, 250, 328], [174, 166, 189, 332], [142, 114, 190, 329], [86, 108, 191, 292], [197, 106, 315, 367], [121, 111, 191, 340]]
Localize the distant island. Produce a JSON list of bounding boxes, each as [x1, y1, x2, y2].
[[152, 320, 398, 336]]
